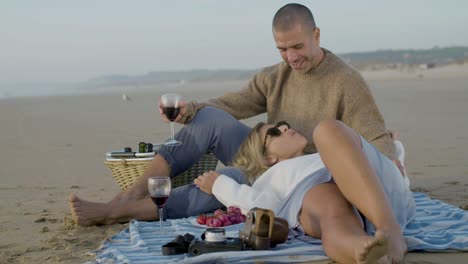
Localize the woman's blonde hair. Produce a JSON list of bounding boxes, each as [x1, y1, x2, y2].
[[231, 122, 270, 184]]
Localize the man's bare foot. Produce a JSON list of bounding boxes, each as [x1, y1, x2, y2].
[[355, 230, 389, 264], [69, 193, 124, 226]]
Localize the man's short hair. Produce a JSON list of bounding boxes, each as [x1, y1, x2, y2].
[[272, 3, 316, 32]]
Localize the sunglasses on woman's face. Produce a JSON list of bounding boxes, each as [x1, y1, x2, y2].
[[262, 121, 291, 156]]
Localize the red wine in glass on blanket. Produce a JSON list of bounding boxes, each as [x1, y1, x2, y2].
[[161, 93, 182, 146], [148, 176, 171, 233]]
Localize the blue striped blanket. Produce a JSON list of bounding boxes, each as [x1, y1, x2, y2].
[[89, 193, 468, 263]]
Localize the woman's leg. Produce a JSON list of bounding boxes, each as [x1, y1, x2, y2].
[[300, 183, 390, 264], [312, 119, 406, 263]]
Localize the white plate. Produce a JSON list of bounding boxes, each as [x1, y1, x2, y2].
[[189, 218, 244, 229]]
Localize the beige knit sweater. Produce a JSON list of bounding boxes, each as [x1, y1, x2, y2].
[[181, 49, 396, 160]]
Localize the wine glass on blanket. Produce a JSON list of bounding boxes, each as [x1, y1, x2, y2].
[[161, 93, 183, 146], [148, 176, 172, 233]]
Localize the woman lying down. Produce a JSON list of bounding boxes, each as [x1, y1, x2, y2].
[[195, 119, 415, 264]]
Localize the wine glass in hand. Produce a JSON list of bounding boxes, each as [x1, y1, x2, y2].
[[161, 93, 182, 146], [148, 176, 172, 233]]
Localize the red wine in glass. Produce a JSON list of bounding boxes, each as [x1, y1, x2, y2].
[[151, 195, 169, 208], [148, 176, 171, 233], [162, 106, 181, 122], [161, 93, 183, 146]]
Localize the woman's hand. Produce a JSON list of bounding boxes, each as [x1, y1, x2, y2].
[[393, 159, 406, 176], [194, 171, 220, 195]]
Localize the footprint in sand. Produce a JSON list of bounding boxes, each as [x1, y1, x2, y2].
[[63, 237, 80, 243], [33, 186, 56, 190], [34, 217, 60, 223], [426, 164, 449, 167], [34, 217, 47, 223], [0, 243, 19, 250], [411, 187, 430, 193], [443, 181, 460, 185], [0, 186, 19, 190]]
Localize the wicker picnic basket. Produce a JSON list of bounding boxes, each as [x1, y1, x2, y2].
[[105, 152, 218, 190]]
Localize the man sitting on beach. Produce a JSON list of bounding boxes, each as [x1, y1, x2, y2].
[[70, 3, 406, 226]]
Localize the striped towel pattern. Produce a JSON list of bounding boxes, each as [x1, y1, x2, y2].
[[406, 192, 468, 251], [89, 192, 468, 263]]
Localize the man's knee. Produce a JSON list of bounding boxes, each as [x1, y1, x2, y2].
[[185, 107, 245, 145], [192, 107, 239, 128]]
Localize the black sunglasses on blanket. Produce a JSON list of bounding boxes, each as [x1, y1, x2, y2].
[[262, 121, 290, 156]]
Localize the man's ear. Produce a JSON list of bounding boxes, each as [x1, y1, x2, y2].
[[314, 27, 320, 45]]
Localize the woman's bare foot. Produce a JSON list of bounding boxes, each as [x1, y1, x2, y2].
[[386, 229, 407, 263], [355, 230, 389, 264], [70, 193, 125, 226]]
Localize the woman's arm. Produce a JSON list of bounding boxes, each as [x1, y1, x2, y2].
[[195, 171, 281, 213]]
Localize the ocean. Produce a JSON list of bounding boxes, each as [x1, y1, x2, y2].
[[0, 82, 92, 100]]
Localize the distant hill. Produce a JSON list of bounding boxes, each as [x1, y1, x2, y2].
[[81, 69, 255, 89], [338, 46, 468, 70], [82, 46, 468, 89]]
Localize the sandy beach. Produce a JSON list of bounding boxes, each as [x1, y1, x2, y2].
[[1, 64, 468, 263]]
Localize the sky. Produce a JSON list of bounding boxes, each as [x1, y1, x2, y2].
[[1, 0, 468, 86]]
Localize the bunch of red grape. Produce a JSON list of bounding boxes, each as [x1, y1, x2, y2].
[[196, 206, 246, 227]]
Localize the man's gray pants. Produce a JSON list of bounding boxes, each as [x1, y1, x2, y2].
[[157, 107, 251, 219]]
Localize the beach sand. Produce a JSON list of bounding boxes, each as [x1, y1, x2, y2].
[[1, 64, 467, 263]]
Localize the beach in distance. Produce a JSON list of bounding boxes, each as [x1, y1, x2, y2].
[[1, 64, 468, 263]]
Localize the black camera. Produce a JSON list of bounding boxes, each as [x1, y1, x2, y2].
[[188, 228, 244, 256], [188, 208, 289, 257]]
